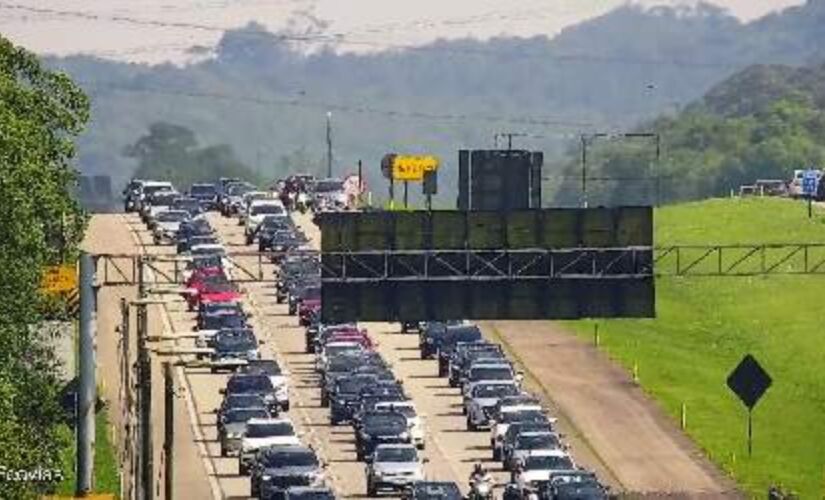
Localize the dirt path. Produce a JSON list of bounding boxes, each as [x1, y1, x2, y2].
[[83, 215, 212, 499], [482, 320, 740, 497]]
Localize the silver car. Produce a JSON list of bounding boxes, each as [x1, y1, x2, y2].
[[218, 407, 270, 456]]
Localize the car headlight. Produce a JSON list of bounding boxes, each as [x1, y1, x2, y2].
[[227, 432, 242, 439], [399, 431, 409, 440], [262, 474, 272, 482], [264, 394, 275, 402], [247, 349, 259, 359]]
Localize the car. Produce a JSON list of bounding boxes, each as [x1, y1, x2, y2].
[[144, 190, 180, 226], [464, 381, 521, 431], [239, 417, 301, 475], [311, 178, 347, 212], [210, 329, 261, 372], [506, 431, 564, 471], [134, 180, 175, 213], [221, 181, 255, 216], [460, 362, 521, 395], [223, 374, 280, 414], [281, 487, 336, 500], [513, 450, 576, 491], [501, 422, 556, 469], [245, 199, 287, 237], [437, 325, 483, 377], [366, 444, 425, 496], [402, 481, 462, 500], [355, 412, 411, 461], [218, 407, 271, 457], [216, 393, 268, 424], [289, 282, 321, 316], [329, 374, 379, 425], [540, 471, 608, 500], [249, 446, 324, 498], [189, 182, 218, 210], [372, 400, 425, 450], [151, 209, 190, 244], [491, 409, 550, 461], [241, 359, 290, 411]]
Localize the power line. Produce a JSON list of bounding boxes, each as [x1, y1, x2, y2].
[[0, 2, 741, 69], [77, 79, 598, 131]]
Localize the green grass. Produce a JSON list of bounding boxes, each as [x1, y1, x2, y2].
[[565, 197, 825, 497], [56, 404, 120, 497]]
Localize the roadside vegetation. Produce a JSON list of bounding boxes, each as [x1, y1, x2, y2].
[[56, 405, 120, 496], [0, 36, 89, 498], [567, 197, 825, 497]]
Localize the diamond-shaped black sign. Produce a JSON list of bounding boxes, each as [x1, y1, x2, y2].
[[727, 354, 772, 410]]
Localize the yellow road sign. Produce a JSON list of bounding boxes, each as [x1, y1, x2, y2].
[[391, 155, 439, 181], [41, 264, 77, 294]]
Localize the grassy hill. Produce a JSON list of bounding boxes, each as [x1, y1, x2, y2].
[[567, 197, 825, 497]]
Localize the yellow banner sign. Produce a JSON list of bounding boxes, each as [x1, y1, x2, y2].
[[391, 155, 439, 181], [41, 264, 77, 294]]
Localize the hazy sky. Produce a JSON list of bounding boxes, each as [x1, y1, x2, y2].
[[0, 0, 805, 64]]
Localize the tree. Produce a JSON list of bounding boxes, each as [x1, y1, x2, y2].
[[0, 35, 89, 498], [124, 121, 262, 188]]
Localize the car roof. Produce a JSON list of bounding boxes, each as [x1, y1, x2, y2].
[[247, 417, 292, 426], [526, 449, 568, 458], [374, 443, 416, 450]]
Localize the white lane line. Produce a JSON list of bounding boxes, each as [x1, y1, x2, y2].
[[123, 215, 224, 500]]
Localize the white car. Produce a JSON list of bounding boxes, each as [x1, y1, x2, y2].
[[507, 431, 565, 470], [373, 401, 426, 450], [491, 405, 547, 461], [366, 444, 425, 495], [464, 381, 521, 431], [244, 199, 286, 236], [238, 191, 274, 225], [152, 209, 190, 244], [315, 341, 365, 374], [514, 449, 576, 489], [239, 417, 301, 474]]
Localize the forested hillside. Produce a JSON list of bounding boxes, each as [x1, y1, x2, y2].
[[550, 63, 825, 207], [49, 0, 825, 199]]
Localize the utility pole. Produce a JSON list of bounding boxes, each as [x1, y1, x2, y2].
[[119, 297, 134, 500], [326, 111, 333, 178], [137, 257, 153, 500], [76, 252, 96, 496], [163, 362, 174, 500]]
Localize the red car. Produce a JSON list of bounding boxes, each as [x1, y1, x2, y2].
[[185, 266, 224, 288], [298, 298, 321, 326], [186, 276, 241, 311]]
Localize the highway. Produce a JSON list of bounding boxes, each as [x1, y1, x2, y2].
[[86, 209, 738, 499]]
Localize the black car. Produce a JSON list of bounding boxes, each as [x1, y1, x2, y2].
[[198, 310, 247, 331], [283, 487, 335, 500], [403, 481, 462, 500], [223, 374, 279, 414], [539, 472, 608, 500], [250, 446, 323, 498], [437, 325, 483, 377], [189, 183, 218, 209], [216, 393, 268, 425], [355, 411, 410, 461], [329, 374, 379, 425], [419, 322, 449, 359], [172, 196, 204, 217]]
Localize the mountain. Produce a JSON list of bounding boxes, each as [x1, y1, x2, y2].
[[46, 0, 825, 200], [550, 62, 825, 207]]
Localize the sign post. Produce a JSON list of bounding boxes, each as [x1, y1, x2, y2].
[[726, 354, 772, 457], [802, 169, 818, 218]]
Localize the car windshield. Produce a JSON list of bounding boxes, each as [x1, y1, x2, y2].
[[228, 184, 254, 196], [157, 211, 189, 222], [413, 484, 462, 499], [206, 282, 236, 294], [145, 185, 173, 196], [337, 377, 375, 394], [501, 410, 545, 424], [325, 344, 362, 357], [204, 314, 245, 329], [553, 483, 605, 500], [225, 394, 265, 408], [314, 180, 344, 192], [246, 361, 282, 375], [152, 193, 178, 205], [517, 434, 558, 450], [375, 447, 417, 462], [251, 204, 284, 215], [289, 491, 335, 500], [192, 247, 226, 257], [246, 421, 294, 438], [174, 198, 201, 210], [302, 287, 321, 300], [216, 335, 256, 350], [445, 327, 482, 344], [470, 366, 513, 381], [473, 384, 519, 398], [191, 184, 216, 195], [227, 375, 272, 392], [263, 451, 318, 468], [376, 404, 415, 418], [362, 413, 407, 433], [225, 408, 269, 423], [523, 455, 574, 471]]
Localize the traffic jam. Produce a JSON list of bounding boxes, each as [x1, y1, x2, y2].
[[122, 175, 611, 500]]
